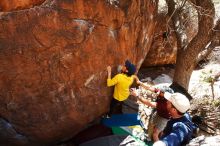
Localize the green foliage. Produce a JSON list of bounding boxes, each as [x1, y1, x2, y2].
[[212, 99, 220, 107], [200, 70, 214, 83]]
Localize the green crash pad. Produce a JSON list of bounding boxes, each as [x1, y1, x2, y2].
[[111, 126, 153, 146]]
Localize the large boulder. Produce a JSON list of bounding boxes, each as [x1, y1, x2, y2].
[[142, 2, 198, 67], [0, 0, 158, 145], [142, 12, 177, 67]]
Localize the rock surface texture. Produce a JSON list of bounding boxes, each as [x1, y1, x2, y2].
[[142, 5, 197, 67], [0, 0, 45, 12], [0, 0, 157, 145], [142, 13, 177, 67]]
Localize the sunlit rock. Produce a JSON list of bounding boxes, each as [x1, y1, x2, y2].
[[0, 0, 158, 145]]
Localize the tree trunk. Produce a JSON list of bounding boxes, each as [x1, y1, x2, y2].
[[171, 0, 215, 89]]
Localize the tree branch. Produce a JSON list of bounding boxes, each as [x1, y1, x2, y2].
[[196, 41, 215, 63], [196, 18, 220, 64], [165, 0, 189, 49]]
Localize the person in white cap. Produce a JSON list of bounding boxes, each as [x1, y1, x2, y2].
[[130, 82, 174, 142], [153, 92, 196, 146]]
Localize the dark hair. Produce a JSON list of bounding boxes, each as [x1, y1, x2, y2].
[[125, 60, 136, 76]]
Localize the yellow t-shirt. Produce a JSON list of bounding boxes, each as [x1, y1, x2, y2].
[[107, 73, 134, 101]]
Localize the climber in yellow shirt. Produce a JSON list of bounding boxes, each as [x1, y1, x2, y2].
[[107, 60, 137, 115]]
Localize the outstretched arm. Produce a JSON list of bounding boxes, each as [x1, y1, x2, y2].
[[137, 81, 157, 93], [137, 81, 165, 97], [130, 88, 156, 108], [107, 66, 111, 79], [133, 75, 139, 82], [138, 96, 156, 108], [107, 66, 119, 87]]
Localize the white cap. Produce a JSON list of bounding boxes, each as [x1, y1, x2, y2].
[[164, 92, 190, 113], [153, 140, 166, 146]]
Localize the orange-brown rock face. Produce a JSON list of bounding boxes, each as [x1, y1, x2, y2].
[[142, 9, 197, 67], [142, 13, 177, 67], [0, 0, 157, 145], [0, 0, 45, 12]]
